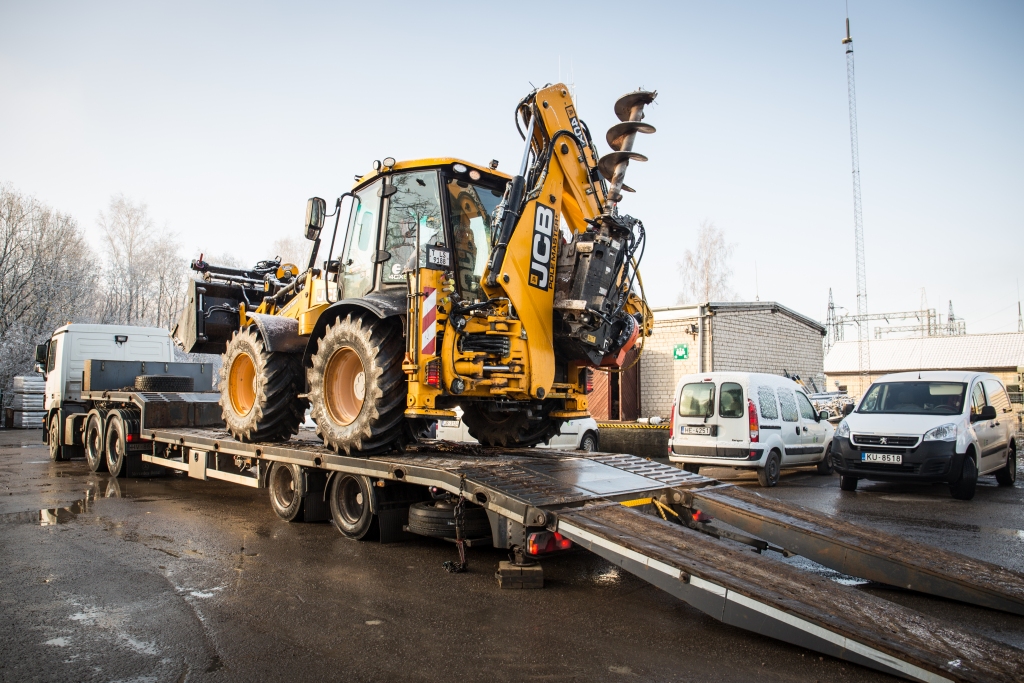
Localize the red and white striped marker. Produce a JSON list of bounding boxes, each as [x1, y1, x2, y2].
[[421, 287, 437, 356]]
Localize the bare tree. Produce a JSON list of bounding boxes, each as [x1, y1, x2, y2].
[[677, 220, 736, 304], [270, 235, 311, 269]]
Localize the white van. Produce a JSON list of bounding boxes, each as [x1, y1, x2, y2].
[[668, 372, 834, 487]]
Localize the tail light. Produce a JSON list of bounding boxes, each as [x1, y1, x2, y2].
[[691, 509, 713, 524], [425, 359, 440, 388], [125, 433, 135, 443], [668, 402, 677, 454], [748, 399, 759, 442], [526, 531, 573, 556]]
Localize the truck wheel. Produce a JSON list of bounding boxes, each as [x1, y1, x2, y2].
[[461, 403, 563, 448], [406, 500, 490, 539], [950, 455, 978, 501], [328, 474, 376, 539], [308, 315, 407, 455], [757, 450, 781, 487], [48, 415, 67, 462], [105, 412, 132, 477], [682, 463, 701, 474], [839, 475, 858, 491], [219, 328, 306, 443], [995, 443, 1016, 487], [268, 462, 305, 522], [84, 411, 107, 473]]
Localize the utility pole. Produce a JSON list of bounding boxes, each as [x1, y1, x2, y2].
[[843, 15, 870, 386]]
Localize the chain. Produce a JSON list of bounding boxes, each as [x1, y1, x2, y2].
[[442, 475, 468, 573]]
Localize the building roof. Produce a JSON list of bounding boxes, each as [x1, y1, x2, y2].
[[824, 333, 1024, 374], [653, 301, 826, 334]]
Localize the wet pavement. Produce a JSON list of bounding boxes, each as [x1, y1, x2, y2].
[[1, 430, 1021, 682]]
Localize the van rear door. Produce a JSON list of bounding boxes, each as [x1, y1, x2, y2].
[[672, 379, 718, 456], [715, 381, 748, 456]]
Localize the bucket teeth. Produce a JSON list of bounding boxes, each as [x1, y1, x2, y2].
[[599, 89, 657, 208]]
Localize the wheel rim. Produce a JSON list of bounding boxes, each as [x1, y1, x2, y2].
[[228, 352, 257, 416], [50, 420, 59, 459], [87, 422, 101, 464], [107, 424, 123, 469], [324, 347, 365, 426], [769, 457, 780, 482], [337, 476, 365, 525], [271, 466, 296, 509]]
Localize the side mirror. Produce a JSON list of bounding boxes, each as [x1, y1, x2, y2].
[[373, 250, 392, 264], [305, 197, 326, 241], [818, 410, 829, 422], [34, 342, 49, 365], [973, 405, 997, 422], [843, 403, 854, 416]]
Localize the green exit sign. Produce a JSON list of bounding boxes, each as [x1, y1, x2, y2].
[[673, 344, 689, 360]]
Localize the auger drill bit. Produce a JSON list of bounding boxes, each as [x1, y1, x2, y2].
[[598, 90, 657, 210]]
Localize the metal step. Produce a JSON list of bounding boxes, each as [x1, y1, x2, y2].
[[555, 502, 1023, 683]]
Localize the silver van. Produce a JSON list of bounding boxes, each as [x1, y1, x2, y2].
[[668, 372, 834, 487]]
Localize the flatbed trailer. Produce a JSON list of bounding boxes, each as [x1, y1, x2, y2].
[[84, 388, 1024, 683]]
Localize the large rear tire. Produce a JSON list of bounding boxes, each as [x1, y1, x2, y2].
[[308, 315, 407, 455], [219, 327, 306, 443], [84, 410, 107, 473], [461, 403, 563, 448]]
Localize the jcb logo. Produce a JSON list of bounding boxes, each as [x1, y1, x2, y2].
[[566, 105, 586, 145], [529, 203, 556, 290]]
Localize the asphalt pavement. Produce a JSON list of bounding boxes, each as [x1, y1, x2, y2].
[[1, 429, 1022, 682]]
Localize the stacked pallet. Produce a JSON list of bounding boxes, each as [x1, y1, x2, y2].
[[6, 375, 46, 429]]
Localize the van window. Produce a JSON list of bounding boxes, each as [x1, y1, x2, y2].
[[796, 392, 816, 420], [983, 380, 1011, 414], [970, 382, 987, 416], [757, 386, 778, 420], [778, 389, 799, 422], [679, 383, 715, 417], [719, 383, 743, 418]]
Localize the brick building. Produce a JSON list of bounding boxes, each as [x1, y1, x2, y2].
[[627, 301, 826, 419]]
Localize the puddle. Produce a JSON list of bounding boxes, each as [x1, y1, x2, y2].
[[0, 479, 123, 525]]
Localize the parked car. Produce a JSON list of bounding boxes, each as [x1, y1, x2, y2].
[[668, 372, 834, 487], [436, 407, 600, 451], [831, 371, 1017, 500]]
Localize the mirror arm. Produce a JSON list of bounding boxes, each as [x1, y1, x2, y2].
[[325, 192, 356, 269]]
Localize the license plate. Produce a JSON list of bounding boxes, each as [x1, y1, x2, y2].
[[683, 425, 712, 435], [861, 452, 902, 464], [440, 420, 461, 428]]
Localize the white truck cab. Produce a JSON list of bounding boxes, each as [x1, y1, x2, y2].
[[35, 325, 174, 460]]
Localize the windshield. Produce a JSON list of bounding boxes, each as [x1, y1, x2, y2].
[[447, 177, 504, 303], [858, 381, 967, 415], [679, 382, 715, 417]]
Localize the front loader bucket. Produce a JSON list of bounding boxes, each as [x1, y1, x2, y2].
[[172, 278, 250, 355]]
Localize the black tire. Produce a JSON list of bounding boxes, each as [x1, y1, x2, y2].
[[308, 315, 408, 455], [105, 412, 129, 477], [48, 415, 67, 462], [815, 444, 834, 475], [579, 431, 598, 452], [757, 450, 781, 487], [406, 499, 490, 539], [950, 455, 978, 501], [995, 443, 1017, 487], [268, 462, 305, 522], [328, 474, 377, 539], [682, 463, 701, 474], [135, 375, 195, 392], [839, 475, 858, 491], [84, 410, 107, 473], [219, 327, 306, 443], [461, 403, 564, 448]]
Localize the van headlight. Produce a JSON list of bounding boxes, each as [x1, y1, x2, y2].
[[923, 423, 957, 442], [836, 420, 850, 438]]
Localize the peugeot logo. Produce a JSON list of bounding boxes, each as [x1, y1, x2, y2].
[[879, 437, 888, 445]]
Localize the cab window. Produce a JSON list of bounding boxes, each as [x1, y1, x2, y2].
[[46, 338, 59, 374], [757, 386, 779, 420], [679, 382, 715, 417], [982, 379, 1011, 414], [970, 382, 987, 416], [381, 171, 444, 284], [340, 179, 382, 299], [719, 383, 744, 418], [796, 392, 816, 420], [778, 389, 799, 422], [446, 177, 504, 303]]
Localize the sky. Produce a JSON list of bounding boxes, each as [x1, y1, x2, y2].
[[1, 0, 1022, 334]]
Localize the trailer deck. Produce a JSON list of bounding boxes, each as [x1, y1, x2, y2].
[[134, 422, 1024, 683]]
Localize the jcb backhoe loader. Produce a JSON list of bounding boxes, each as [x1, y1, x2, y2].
[[174, 84, 655, 454]]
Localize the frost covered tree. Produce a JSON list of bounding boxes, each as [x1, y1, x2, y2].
[[677, 221, 736, 304]]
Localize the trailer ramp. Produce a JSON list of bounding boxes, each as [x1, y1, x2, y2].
[[555, 502, 1023, 683]]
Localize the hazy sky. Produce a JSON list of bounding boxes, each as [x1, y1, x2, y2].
[[2, 1, 1022, 333]]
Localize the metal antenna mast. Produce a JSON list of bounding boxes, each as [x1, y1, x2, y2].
[[843, 15, 870, 382]]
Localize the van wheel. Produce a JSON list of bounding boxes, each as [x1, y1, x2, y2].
[[995, 443, 1016, 487], [815, 445, 834, 475], [950, 455, 978, 501], [682, 463, 701, 474], [757, 450, 781, 487], [84, 411, 107, 473], [269, 462, 305, 522], [48, 416, 67, 462], [328, 474, 377, 539], [839, 475, 858, 491], [579, 432, 598, 452]]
